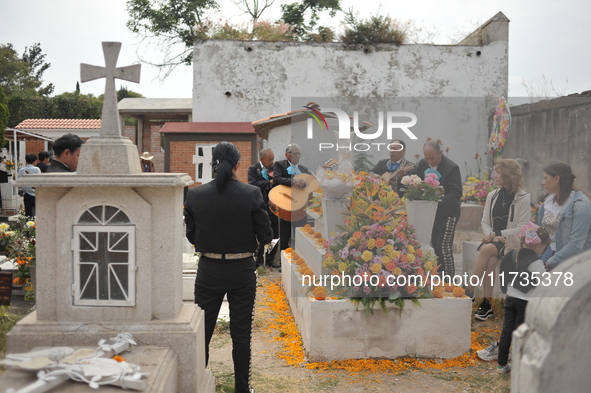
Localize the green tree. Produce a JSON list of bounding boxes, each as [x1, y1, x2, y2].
[[280, 0, 340, 40], [0, 43, 53, 97], [116, 86, 144, 102], [0, 85, 9, 146], [126, 0, 219, 76], [340, 10, 407, 45]]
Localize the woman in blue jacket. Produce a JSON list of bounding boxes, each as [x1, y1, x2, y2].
[[538, 161, 591, 269]]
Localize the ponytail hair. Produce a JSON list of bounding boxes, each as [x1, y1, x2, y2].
[[212, 142, 241, 193]]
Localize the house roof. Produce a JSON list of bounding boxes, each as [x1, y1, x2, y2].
[[251, 104, 372, 140], [15, 119, 101, 129], [159, 122, 255, 134], [5, 128, 55, 142]]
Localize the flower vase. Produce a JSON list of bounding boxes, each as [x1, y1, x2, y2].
[[405, 200, 438, 252]]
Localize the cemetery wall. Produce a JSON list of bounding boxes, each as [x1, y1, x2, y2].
[[501, 95, 591, 200]]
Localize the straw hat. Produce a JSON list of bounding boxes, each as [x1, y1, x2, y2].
[[140, 152, 154, 161]]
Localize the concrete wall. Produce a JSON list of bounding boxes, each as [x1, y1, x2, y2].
[[193, 13, 509, 178], [501, 94, 591, 201]]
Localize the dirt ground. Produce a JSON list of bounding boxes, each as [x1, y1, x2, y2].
[[209, 270, 510, 393]]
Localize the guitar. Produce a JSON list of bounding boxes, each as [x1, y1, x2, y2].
[[268, 173, 319, 222]]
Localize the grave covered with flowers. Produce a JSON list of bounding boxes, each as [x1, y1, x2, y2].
[[281, 172, 472, 361]]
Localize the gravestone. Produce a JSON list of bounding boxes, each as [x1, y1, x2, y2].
[[511, 249, 591, 393], [7, 42, 214, 393]]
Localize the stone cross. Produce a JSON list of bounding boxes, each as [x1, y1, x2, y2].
[[192, 145, 214, 183], [80, 42, 141, 137]]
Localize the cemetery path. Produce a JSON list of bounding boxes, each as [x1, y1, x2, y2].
[[208, 271, 511, 393]]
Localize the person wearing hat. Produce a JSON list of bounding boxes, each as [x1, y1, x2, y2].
[[140, 152, 154, 172]]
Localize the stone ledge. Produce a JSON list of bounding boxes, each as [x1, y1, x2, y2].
[[15, 173, 194, 188], [0, 345, 179, 393], [6, 304, 210, 393]]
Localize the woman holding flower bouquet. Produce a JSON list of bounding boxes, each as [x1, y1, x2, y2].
[[466, 159, 531, 320]]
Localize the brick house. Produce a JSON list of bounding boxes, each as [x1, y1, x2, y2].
[[159, 122, 258, 187], [118, 98, 192, 172]]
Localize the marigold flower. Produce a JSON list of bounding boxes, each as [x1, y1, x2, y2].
[[313, 232, 322, 239], [432, 289, 444, 298], [112, 355, 126, 362], [285, 248, 293, 253], [453, 287, 466, 297], [13, 277, 23, 285]]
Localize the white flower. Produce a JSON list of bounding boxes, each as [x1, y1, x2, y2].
[[0, 223, 9, 232], [400, 175, 411, 185], [410, 175, 422, 185], [26, 221, 35, 228]]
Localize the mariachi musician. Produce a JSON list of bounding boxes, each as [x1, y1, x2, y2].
[[272, 143, 310, 251]]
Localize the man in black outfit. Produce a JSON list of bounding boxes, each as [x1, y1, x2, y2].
[[47, 133, 84, 173], [371, 139, 416, 195], [416, 140, 462, 277], [272, 143, 310, 251], [36, 150, 51, 173], [248, 148, 280, 268]]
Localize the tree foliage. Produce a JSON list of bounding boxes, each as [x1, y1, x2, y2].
[[340, 10, 407, 45], [234, 0, 275, 28], [7, 93, 102, 128], [126, 0, 219, 76], [0, 85, 9, 146], [280, 0, 340, 40], [0, 43, 54, 97]]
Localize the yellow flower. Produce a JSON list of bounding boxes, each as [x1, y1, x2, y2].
[[424, 261, 433, 271], [393, 267, 402, 276], [348, 238, 357, 246], [407, 245, 415, 254], [407, 253, 415, 262], [0, 223, 9, 231], [26, 221, 35, 228], [384, 244, 393, 253], [367, 238, 376, 249], [361, 250, 373, 262], [370, 263, 382, 274], [381, 256, 391, 264], [389, 250, 400, 259]]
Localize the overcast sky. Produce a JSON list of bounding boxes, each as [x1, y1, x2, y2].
[[3, 0, 590, 100]]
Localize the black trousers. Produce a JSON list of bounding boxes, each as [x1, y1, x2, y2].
[[255, 208, 278, 265], [498, 296, 528, 366], [23, 193, 35, 218], [194, 256, 257, 393], [279, 216, 307, 251], [431, 216, 458, 277]]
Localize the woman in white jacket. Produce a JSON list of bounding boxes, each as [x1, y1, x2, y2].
[[466, 159, 531, 320]]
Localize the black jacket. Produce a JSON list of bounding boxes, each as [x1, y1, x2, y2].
[[416, 155, 462, 219], [184, 178, 272, 253], [47, 159, 73, 173], [272, 159, 310, 187], [499, 248, 541, 294], [248, 162, 272, 204]]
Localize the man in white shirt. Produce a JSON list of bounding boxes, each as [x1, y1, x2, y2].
[[17, 153, 42, 218]]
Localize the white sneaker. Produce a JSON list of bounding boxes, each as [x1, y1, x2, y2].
[[477, 342, 499, 361]]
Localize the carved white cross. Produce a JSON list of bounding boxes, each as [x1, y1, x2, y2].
[[192, 144, 215, 183], [80, 42, 141, 137]]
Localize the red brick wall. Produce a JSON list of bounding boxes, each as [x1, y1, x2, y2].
[[170, 140, 252, 188], [26, 140, 46, 156], [122, 125, 136, 144]]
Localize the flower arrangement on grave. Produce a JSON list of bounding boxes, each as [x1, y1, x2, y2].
[[321, 172, 438, 314], [8, 215, 36, 287], [400, 174, 443, 202], [315, 166, 360, 199], [0, 222, 15, 253], [462, 175, 495, 203], [306, 188, 324, 216]]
